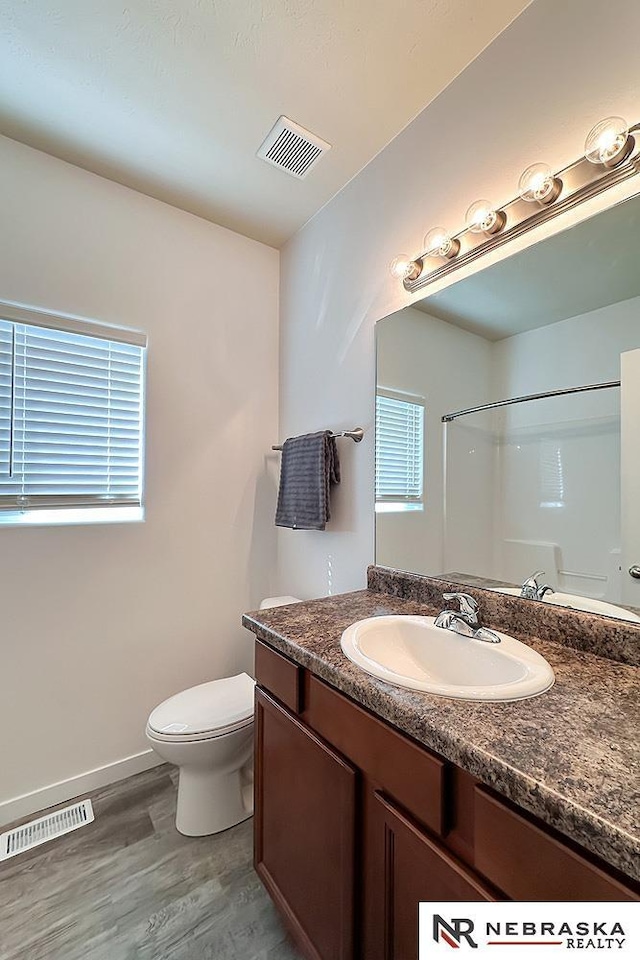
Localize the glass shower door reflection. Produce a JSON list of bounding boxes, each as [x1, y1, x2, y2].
[[443, 388, 624, 607]]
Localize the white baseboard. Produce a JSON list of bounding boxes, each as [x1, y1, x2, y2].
[[0, 749, 164, 828]]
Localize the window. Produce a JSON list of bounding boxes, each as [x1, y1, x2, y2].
[[539, 440, 565, 509], [375, 391, 424, 512], [0, 304, 146, 524]]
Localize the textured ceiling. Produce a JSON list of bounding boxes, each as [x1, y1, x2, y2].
[[0, 0, 531, 247]]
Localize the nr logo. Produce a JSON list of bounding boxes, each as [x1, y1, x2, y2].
[[433, 915, 478, 949]]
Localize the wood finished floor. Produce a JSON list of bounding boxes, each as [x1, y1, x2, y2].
[[0, 766, 303, 960]]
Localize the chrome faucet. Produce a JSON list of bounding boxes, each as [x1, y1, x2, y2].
[[520, 571, 555, 601], [434, 592, 501, 644]]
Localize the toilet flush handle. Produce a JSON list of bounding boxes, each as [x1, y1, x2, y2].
[[629, 565, 640, 580]]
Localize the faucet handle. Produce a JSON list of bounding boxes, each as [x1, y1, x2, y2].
[[537, 583, 555, 599], [522, 570, 545, 587], [442, 592, 478, 619]]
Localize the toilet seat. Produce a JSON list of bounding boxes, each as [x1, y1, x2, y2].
[[146, 714, 253, 743], [147, 673, 255, 742]]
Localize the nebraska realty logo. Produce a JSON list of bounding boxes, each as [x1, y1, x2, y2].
[[433, 916, 478, 949], [420, 904, 639, 959]]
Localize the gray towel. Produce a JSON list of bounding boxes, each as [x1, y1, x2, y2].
[[275, 431, 341, 530]]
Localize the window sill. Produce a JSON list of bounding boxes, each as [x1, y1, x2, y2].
[[0, 506, 145, 527], [375, 502, 424, 514]]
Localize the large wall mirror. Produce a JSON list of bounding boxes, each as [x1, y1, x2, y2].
[[375, 192, 640, 623]]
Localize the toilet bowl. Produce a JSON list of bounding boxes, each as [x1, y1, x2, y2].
[[146, 597, 300, 836], [146, 673, 255, 836]]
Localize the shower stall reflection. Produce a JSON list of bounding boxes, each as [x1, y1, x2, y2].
[[443, 385, 639, 619]]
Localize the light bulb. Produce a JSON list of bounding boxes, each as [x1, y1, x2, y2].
[[423, 228, 460, 260], [518, 163, 562, 205], [389, 255, 421, 281], [465, 199, 506, 235], [584, 117, 633, 167]]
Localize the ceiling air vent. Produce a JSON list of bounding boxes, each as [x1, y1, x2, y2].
[[257, 116, 331, 179]]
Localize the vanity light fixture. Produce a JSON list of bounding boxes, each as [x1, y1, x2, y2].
[[423, 227, 460, 260], [389, 254, 422, 281], [518, 163, 562, 205], [465, 199, 506, 235], [394, 114, 640, 294], [584, 116, 634, 168]]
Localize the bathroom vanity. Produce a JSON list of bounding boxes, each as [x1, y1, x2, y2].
[[243, 570, 640, 960]]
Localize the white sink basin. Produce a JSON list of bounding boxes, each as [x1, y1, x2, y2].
[[493, 587, 640, 623], [340, 615, 554, 702]]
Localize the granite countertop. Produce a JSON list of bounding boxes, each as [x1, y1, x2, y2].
[[243, 589, 640, 883]]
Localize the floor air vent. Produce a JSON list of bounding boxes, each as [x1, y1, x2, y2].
[[257, 116, 331, 179], [0, 799, 94, 860]]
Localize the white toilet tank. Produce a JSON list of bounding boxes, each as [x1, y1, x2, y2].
[[259, 596, 301, 609]]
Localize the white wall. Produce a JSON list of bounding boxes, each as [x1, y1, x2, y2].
[[493, 298, 640, 415], [376, 306, 494, 576], [0, 135, 279, 818], [277, 0, 640, 601]]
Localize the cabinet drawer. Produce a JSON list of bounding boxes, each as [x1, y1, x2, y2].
[[305, 674, 446, 836], [255, 640, 303, 714], [475, 787, 639, 902]]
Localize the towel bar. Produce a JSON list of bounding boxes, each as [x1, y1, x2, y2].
[[272, 427, 364, 451]]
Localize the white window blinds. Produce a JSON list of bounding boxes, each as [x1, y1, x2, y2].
[[375, 393, 424, 502], [0, 319, 145, 511]]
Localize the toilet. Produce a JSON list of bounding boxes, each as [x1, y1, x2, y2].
[[146, 596, 300, 836]]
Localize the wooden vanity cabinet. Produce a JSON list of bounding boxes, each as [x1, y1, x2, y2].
[[253, 639, 639, 960], [254, 687, 356, 960]]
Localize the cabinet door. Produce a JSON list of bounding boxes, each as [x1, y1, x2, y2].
[[254, 687, 357, 960], [368, 792, 500, 960]]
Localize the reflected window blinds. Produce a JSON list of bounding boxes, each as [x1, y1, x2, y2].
[[375, 393, 424, 503]]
